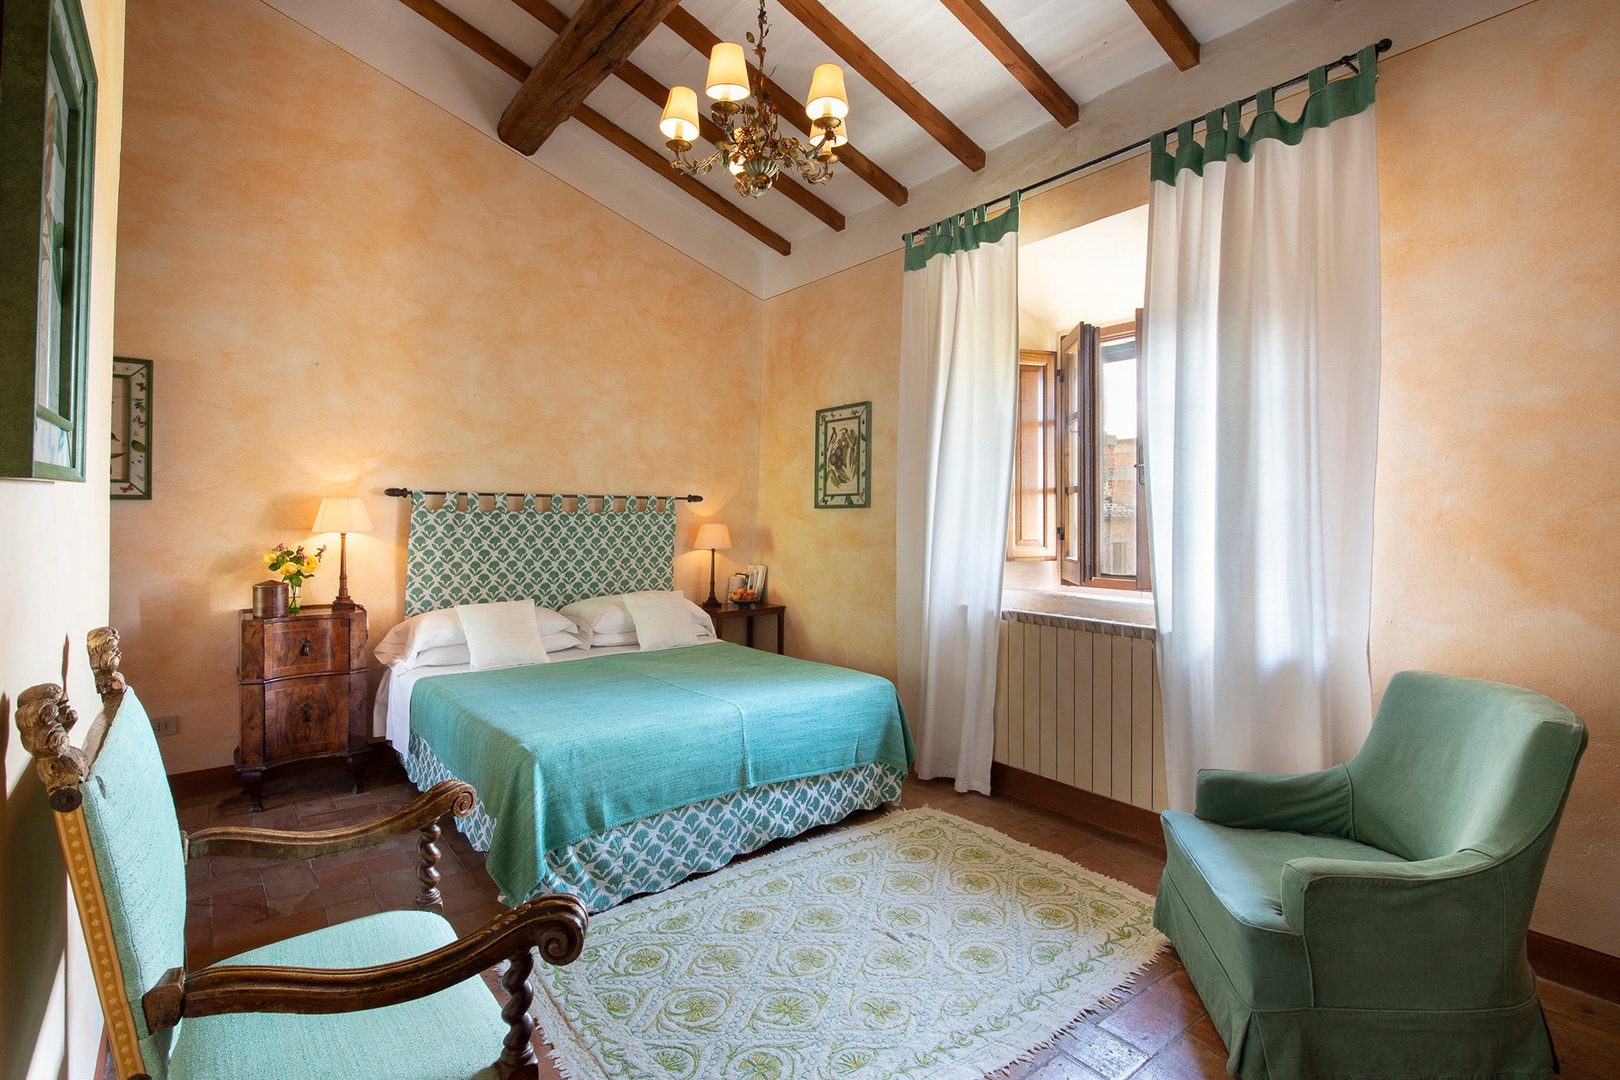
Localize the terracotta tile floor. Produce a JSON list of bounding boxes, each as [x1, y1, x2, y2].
[[171, 761, 1620, 1080]]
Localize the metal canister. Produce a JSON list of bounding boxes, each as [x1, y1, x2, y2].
[[252, 580, 289, 619]]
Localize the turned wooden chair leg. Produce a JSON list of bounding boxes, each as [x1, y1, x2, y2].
[[415, 819, 443, 912], [497, 946, 539, 1080]]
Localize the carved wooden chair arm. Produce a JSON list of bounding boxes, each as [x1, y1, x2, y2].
[[184, 779, 475, 913], [185, 778, 475, 860], [144, 893, 587, 1077]]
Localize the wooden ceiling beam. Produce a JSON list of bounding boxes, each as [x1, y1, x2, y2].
[[1123, 0, 1200, 71], [496, 0, 684, 154], [397, 0, 791, 255], [938, 0, 1077, 127], [510, 0, 843, 231], [774, 0, 985, 172], [659, 5, 908, 206]]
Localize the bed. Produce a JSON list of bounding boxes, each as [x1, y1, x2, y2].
[[375, 490, 914, 911]]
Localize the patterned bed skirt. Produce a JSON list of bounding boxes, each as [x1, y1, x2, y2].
[[402, 733, 905, 912]]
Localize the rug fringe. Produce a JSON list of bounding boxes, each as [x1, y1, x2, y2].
[[980, 938, 1168, 1079]]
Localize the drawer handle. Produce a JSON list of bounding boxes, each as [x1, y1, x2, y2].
[[299, 637, 313, 657], [301, 703, 314, 724]]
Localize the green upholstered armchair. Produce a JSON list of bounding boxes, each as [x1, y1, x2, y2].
[[1153, 671, 1587, 1080], [15, 627, 588, 1080]]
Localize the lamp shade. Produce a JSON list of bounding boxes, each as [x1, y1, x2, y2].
[[659, 85, 700, 141], [805, 63, 849, 120], [694, 522, 732, 551], [705, 42, 750, 102], [313, 497, 373, 535]]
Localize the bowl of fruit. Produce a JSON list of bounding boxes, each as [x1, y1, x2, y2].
[[728, 587, 760, 609]]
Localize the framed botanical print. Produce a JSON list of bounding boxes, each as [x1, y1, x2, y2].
[[814, 401, 872, 509], [111, 358, 152, 499], [0, 0, 99, 481]]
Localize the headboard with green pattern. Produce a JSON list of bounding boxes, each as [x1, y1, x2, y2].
[[405, 492, 678, 615]]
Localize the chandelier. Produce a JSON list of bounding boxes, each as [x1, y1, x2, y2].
[[657, 0, 850, 198]]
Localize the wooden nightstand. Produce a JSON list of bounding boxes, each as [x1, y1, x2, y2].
[[237, 604, 370, 811], [710, 603, 786, 654]]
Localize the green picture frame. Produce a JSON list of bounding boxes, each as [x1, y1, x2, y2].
[[111, 357, 151, 499], [814, 401, 872, 509], [0, 0, 99, 481]]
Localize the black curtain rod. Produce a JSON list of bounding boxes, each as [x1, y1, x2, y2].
[[907, 38, 1392, 238], [384, 487, 703, 503]]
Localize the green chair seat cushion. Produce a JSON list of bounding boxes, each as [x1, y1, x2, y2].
[[1160, 809, 1405, 1009], [169, 911, 506, 1080]]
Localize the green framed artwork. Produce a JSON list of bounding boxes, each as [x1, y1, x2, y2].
[[111, 358, 151, 499], [814, 401, 871, 509], [0, 0, 99, 481]]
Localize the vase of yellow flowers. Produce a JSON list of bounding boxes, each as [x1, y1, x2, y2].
[[264, 543, 325, 614]]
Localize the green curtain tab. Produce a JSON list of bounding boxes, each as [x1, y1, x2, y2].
[[1151, 43, 1379, 186], [904, 190, 1020, 272]]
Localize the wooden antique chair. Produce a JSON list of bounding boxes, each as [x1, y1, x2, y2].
[[16, 627, 588, 1080]]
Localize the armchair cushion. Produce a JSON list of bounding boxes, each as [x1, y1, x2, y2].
[[1193, 764, 1352, 836], [169, 910, 505, 1080], [1159, 810, 1403, 1010]]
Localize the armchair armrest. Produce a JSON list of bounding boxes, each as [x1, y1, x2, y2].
[[1278, 850, 1511, 1009], [144, 893, 588, 1078], [1194, 763, 1352, 835], [185, 779, 475, 912]]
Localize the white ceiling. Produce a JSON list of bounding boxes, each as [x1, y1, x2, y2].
[[257, 0, 1523, 297], [261, 0, 1293, 286], [1019, 203, 1149, 337]]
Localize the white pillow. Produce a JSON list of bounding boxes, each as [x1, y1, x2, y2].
[[375, 602, 574, 665], [456, 601, 550, 671], [561, 591, 715, 642], [623, 592, 703, 652], [410, 630, 582, 669]]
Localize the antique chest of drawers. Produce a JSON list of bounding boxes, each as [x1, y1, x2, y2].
[[237, 604, 369, 810]]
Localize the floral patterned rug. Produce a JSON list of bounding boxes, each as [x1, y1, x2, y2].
[[530, 808, 1166, 1080]]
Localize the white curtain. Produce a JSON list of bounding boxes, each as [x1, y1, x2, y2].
[[1142, 51, 1383, 810], [897, 199, 1020, 795]]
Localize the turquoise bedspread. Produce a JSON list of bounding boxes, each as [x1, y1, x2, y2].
[[409, 642, 915, 903]]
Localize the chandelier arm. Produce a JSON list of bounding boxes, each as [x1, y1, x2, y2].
[[664, 0, 841, 195]]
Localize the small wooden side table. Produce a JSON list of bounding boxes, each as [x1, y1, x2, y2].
[[237, 603, 369, 811], [710, 603, 786, 654]]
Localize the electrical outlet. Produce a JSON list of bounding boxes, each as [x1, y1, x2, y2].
[[151, 715, 178, 737]]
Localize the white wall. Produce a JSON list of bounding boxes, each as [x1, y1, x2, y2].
[[1, 0, 126, 1075]]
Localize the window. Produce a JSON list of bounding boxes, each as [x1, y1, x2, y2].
[[0, 0, 99, 481], [1007, 349, 1057, 560], [1058, 313, 1149, 590]]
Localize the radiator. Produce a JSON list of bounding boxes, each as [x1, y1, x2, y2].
[[993, 610, 1168, 811]]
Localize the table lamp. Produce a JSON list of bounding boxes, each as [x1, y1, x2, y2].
[[313, 497, 373, 610], [693, 522, 732, 611]]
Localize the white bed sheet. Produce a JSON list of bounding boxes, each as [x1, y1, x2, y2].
[[375, 639, 720, 756]]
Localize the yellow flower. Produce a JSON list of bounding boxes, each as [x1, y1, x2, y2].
[[279, 564, 298, 577], [302, 557, 319, 572], [263, 552, 275, 566]]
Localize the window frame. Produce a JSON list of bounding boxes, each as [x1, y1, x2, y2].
[[1057, 312, 1150, 591], [0, 0, 99, 482], [1007, 348, 1058, 561]]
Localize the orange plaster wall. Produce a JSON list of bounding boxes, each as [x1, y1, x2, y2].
[[109, 0, 763, 774], [756, 253, 904, 684], [1369, 0, 1620, 955]]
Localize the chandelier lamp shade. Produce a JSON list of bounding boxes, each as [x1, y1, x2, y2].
[[659, 0, 850, 198]]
